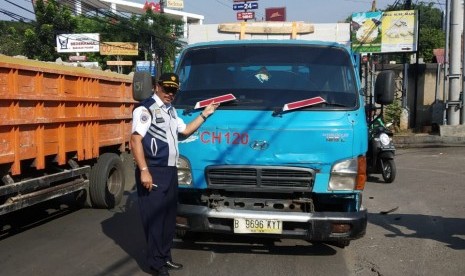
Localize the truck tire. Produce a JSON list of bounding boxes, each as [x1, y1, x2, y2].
[[89, 153, 125, 208]]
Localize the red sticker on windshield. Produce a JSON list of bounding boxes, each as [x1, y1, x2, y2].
[[194, 94, 236, 109], [283, 96, 326, 111]]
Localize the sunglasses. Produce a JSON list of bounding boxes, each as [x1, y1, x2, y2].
[[161, 86, 178, 95]]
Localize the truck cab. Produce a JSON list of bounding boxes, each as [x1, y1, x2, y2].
[[172, 39, 371, 246], [127, 22, 396, 247]]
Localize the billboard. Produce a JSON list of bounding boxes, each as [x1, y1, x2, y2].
[[56, 33, 100, 53], [136, 60, 156, 77], [107, 61, 133, 66], [166, 0, 184, 9], [265, 7, 286, 22], [237, 12, 255, 20], [381, 10, 417, 53], [100, 42, 139, 55], [351, 10, 418, 53]]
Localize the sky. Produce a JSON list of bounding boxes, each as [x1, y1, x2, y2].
[[0, 0, 444, 23], [146, 0, 396, 23]]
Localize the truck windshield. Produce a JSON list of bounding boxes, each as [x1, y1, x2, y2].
[[174, 44, 358, 110]]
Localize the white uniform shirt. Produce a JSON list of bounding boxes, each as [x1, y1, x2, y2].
[[132, 94, 187, 166]]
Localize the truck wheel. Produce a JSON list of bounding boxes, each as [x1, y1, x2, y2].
[[89, 153, 125, 208], [381, 159, 396, 183]]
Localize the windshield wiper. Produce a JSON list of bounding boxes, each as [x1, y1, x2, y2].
[[321, 102, 349, 108]]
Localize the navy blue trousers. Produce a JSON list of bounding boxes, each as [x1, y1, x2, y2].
[[136, 166, 178, 270]]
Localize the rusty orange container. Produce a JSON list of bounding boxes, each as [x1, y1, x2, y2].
[[0, 55, 136, 213]]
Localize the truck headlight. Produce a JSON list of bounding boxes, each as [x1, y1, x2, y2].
[[329, 156, 366, 191], [177, 157, 192, 186]]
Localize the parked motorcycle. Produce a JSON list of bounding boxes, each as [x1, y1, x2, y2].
[[366, 105, 396, 183]]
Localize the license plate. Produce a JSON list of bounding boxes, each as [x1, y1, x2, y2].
[[233, 218, 282, 234]]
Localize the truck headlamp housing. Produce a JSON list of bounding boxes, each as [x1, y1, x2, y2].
[[177, 157, 193, 186], [329, 156, 366, 191]]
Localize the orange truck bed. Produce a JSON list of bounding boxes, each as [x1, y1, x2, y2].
[[0, 55, 135, 175]]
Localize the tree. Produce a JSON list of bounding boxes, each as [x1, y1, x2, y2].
[[2, 1, 183, 73], [23, 0, 77, 61], [73, 9, 183, 74], [0, 21, 29, 56], [130, 10, 183, 74]]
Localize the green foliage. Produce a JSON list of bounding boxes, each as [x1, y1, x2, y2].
[[1, 2, 184, 74], [384, 98, 402, 130], [130, 10, 183, 74], [73, 10, 183, 74], [23, 0, 77, 61], [0, 21, 29, 56], [418, 27, 445, 63]]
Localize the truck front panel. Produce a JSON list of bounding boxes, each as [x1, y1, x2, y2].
[[173, 40, 368, 244]]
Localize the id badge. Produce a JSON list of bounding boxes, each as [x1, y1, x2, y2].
[[155, 109, 165, 123]]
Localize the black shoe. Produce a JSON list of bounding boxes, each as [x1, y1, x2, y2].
[[165, 260, 183, 270], [152, 265, 170, 276]]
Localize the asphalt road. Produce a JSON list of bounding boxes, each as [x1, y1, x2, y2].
[[1, 147, 464, 276]]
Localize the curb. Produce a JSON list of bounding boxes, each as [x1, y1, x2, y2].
[[393, 134, 465, 148]]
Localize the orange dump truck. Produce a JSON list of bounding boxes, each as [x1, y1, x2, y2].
[[0, 55, 135, 215]]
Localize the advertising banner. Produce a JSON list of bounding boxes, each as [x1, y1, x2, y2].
[[107, 61, 133, 66], [56, 33, 100, 53], [166, 0, 183, 9], [265, 7, 286, 22], [136, 61, 156, 77], [351, 11, 382, 53], [351, 10, 418, 53], [237, 12, 255, 20], [100, 42, 139, 55], [381, 10, 417, 53]]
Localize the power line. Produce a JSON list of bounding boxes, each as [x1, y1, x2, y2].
[[0, 8, 34, 22], [4, 0, 35, 15], [0, 0, 182, 53]]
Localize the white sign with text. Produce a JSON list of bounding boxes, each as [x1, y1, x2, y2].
[[56, 33, 100, 53]]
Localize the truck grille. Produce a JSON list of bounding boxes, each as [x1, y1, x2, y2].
[[206, 166, 314, 189]]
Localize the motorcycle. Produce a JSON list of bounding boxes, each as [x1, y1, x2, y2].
[[366, 105, 396, 183]]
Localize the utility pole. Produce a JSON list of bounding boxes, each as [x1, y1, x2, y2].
[[371, 0, 376, 11], [160, 0, 165, 14], [443, 0, 451, 125], [462, 0, 465, 123], [399, 0, 412, 130], [447, 0, 462, 125]]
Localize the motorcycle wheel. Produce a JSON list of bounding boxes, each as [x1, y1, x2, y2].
[[381, 159, 396, 183]]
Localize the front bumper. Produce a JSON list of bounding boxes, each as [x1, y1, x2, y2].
[[177, 204, 367, 241]]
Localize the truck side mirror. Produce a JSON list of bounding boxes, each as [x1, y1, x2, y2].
[[374, 70, 395, 105], [133, 71, 153, 102]]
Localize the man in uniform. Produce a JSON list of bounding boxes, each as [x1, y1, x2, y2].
[[130, 73, 218, 276]]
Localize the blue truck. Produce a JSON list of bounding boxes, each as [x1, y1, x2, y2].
[[134, 22, 395, 247]]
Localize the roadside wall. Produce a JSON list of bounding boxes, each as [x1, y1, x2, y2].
[[376, 63, 444, 131]]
